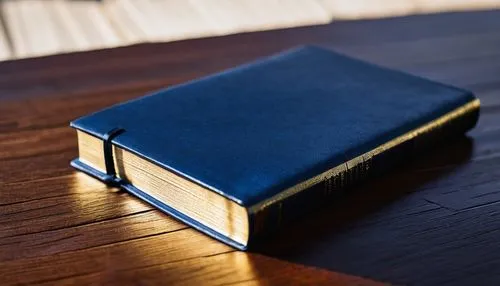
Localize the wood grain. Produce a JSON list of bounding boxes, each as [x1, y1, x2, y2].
[[1, 10, 500, 285]]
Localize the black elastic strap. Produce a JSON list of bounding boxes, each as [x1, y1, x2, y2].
[[102, 128, 125, 177]]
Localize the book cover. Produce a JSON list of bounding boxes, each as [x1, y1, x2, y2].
[[70, 46, 480, 250]]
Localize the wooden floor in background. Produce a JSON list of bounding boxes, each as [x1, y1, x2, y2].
[[0, 0, 500, 61], [1, 9, 500, 286]]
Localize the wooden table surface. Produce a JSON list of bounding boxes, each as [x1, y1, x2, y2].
[[1, 10, 500, 286]]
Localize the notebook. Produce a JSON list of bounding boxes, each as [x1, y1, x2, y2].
[[71, 46, 480, 250]]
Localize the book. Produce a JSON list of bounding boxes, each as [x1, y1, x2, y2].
[[71, 46, 480, 250]]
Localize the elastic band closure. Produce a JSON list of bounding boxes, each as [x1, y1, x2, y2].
[[102, 127, 125, 178]]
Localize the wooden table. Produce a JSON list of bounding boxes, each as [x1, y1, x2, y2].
[[1, 10, 500, 285]]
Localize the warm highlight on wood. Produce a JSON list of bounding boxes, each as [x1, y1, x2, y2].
[[1, 10, 500, 285]]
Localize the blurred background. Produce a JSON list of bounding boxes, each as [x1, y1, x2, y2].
[[0, 0, 499, 61]]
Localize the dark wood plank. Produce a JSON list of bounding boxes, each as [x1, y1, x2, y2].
[[257, 138, 500, 285], [0, 150, 75, 184], [1, 10, 500, 286], [0, 11, 500, 102], [43, 252, 385, 286], [0, 228, 231, 285], [1, 250, 383, 286]]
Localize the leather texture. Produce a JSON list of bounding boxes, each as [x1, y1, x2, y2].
[[71, 46, 477, 207]]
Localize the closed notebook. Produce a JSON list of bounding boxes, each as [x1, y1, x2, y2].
[[71, 46, 480, 250]]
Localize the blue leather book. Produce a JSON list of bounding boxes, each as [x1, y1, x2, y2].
[[71, 46, 480, 250]]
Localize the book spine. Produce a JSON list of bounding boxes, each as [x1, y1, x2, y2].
[[248, 100, 480, 242]]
